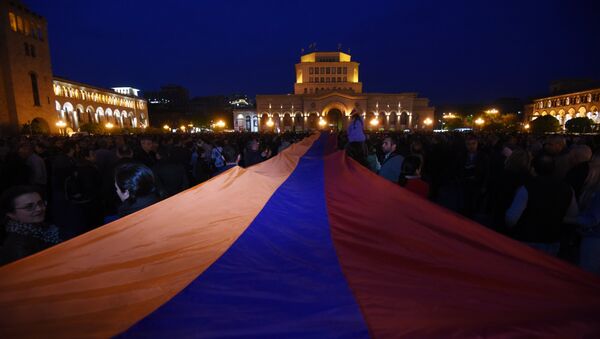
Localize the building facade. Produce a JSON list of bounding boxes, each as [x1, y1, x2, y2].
[[53, 78, 148, 133], [528, 88, 600, 127], [0, 1, 147, 134], [233, 109, 258, 132], [0, 0, 56, 133], [251, 51, 434, 132]]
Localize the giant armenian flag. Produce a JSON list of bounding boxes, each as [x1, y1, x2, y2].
[[1, 133, 599, 338]]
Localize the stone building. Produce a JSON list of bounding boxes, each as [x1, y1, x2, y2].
[[528, 88, 600, 127], [0, 1, 147, 134], [0, 0, 55, 133], [53, 79, 148, 133], [253, 51, 434, 132], [233, 109, 258, 132]]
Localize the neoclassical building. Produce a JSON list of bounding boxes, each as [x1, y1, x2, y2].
[[53, 78, 148, 133], [528, 88, 600, 127], [0, 1, 147, 134], [252, 51, 434, 132]]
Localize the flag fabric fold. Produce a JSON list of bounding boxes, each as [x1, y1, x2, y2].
[[1, 132, 599, 338]]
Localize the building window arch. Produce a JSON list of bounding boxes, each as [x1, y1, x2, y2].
[[9, 12, 17, 31], [29, 72, 40, 106]]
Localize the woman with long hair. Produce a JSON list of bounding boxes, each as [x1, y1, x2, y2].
[[114, 163, 159, 218]]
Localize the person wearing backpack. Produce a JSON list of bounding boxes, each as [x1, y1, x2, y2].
[[211, 140, 226, 173]]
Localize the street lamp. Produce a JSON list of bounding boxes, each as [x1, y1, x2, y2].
[[318, 117, 326, 127], [475, 117, 485, 126], [163, 124, 170, 130], [524, 123, 530, 130], [266, 118, 274, 128], [55, 120, 67, 135], [215, 120, 226, 128], [105, 122, 114, 129], [369, 117, 379, 127], [423, 117, 433, 126], [485, 108, 499, 114]]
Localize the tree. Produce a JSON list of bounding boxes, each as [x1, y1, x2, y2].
[[443, 117, 464, 130], [530, 115, 560, 134], [80, 122, 103, 134], [565, 117, 593, 133]]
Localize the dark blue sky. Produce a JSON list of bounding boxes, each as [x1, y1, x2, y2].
[[27, 0, 600, 105]]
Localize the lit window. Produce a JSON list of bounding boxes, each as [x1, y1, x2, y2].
[[30, 73, 40, 106], [9, 12, 17, 31], [16, 15, 23, 33]]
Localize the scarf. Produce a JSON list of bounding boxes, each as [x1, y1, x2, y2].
[[5, 219, 62, 244]]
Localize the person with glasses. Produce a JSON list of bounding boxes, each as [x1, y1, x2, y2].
[[0, 186, 61, 266]]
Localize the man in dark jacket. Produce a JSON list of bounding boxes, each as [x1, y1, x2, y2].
[[506, 154, 577, 256], [378, 136, 404, 183]]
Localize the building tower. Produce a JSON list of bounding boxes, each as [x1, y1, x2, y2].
[[0, 0, 56, 133], [294, 52, 362, 95]]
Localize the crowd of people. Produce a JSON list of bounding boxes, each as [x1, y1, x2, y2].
[[343, 113, 600, 274], [0, 132, 304, 265], [1, 120, 599, 275]]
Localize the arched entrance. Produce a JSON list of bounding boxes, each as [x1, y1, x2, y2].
[[327, 109, 343, 131], [307, 113, 318, 130]]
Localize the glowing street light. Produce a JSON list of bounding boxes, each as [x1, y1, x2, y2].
[[524, 123, 530, 130], [180, 125, 186, 131], [443, 113, 458, 119], [55, 120, 67, 136], [163, 124, 170, 130], [475, 117, 485, 126], [266, 118, 274, 127], [215, 120, 226, 128], [369, 118, 379, 126], [485, 108, 499, 114], [105, 122, 114, 129], [423, 117, 433, 126], [318, 117, 327, 127]]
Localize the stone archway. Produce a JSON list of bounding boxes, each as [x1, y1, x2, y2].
[[307, 113, 319, 130], [322, 101, 348, 131], [327, 108, 343, 131], [283, 114, 293, 132]]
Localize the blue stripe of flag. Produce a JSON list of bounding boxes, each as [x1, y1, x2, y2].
[[121, 133, 369, 338]]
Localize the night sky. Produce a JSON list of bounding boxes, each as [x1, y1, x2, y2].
[[26, 0, 600, 105]]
